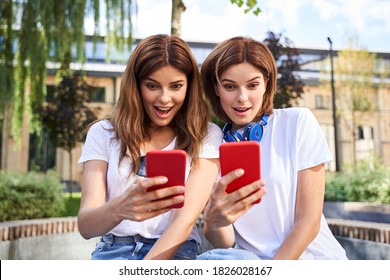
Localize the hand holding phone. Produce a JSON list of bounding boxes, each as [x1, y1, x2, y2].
[[219, 141, 262, 204], [146, 150, 187, 208]]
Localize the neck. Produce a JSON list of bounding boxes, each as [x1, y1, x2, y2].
[[143, 126, 175, 151]]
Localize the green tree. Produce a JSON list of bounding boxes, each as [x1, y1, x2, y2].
[[39, 71, 98, 196], [0, 0, 135, 137], [0, 0, 14, 115], [263, 31, 304, 108], [334, 46, 378, 165]]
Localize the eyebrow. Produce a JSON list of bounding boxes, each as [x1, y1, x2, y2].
[[221, 76, 262, 83], [144, 78, 185, 84]]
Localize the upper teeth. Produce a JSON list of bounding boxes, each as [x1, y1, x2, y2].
[[158, 107, 170, 111]]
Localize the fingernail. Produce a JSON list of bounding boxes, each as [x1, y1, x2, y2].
[[236, 169, 244, 176]]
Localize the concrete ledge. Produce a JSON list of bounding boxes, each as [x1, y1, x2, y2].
[[324, 201, 390, 223], [1, 213, 389, 259], [0, 217, 99, 260], [0, 217, 79, 241], [335, 236, 390, 260], [341, 202, 390, 214], [327, 218, 390, 244]]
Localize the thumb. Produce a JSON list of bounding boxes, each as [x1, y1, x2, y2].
[[216, 168, 245, 193]]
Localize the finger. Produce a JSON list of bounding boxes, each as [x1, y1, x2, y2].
[[214, 169, 245, 194], [151, 185, 185, 200], [230, 187, 268, 215], [139, 176, 169, 191], [147, 194, 185, 211], [230, 180, 265, 203], [140, 177, 185, 197]]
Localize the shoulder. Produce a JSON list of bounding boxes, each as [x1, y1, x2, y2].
[[272, 107, 312, 119], [207, 122, 223, 135], [88, 119, 114, 136], [206, 122, 223, 141], [199, 122, 223, 157], [272, 108, 316, 125]]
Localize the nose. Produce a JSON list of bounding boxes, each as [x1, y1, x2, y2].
[[159, 88, 171, 104], [236, 87, 249, 103]]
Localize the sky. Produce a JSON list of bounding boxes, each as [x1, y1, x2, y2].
[[125, 0, 390, 52]]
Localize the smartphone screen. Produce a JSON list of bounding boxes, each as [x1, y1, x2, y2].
[[219, 141, 262, 204], [145, 150, 187, 208]]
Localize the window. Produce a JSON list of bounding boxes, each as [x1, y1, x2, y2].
[[357, 125, 374, 140], [357, 126, 364, 140], [89, 86, 106, 103], [355, 125, 374, 162], [315, 95, 330, 109]]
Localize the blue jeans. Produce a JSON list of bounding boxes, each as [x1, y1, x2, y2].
[[197, 248, 261, 260], [91, 233, 201, 260]]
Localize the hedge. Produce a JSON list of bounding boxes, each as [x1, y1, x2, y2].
[[0, 170, 66, 222], [325, 160, 390, 204]]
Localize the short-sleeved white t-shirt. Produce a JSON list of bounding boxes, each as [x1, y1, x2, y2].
[[233, 108, 348, 259], [78, 120, 223, 243]]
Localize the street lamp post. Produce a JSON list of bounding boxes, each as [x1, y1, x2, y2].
[[327, 37, 340, 172]]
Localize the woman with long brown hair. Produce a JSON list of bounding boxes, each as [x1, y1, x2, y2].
[[78, 34, 222, 260]]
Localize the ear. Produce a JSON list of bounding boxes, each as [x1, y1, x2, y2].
[[214, 84, 220, 97]]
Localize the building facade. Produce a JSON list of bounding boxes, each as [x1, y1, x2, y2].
[[0, 38, 389, 185]]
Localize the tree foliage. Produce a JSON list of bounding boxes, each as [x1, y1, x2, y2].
[[0, 0, 135, 136], [0, 0, 14, 113], [334, 46, 378, 164], [231, 0, 261, 15], [263, 31, 304, 108], [39, 71, 98, 194]]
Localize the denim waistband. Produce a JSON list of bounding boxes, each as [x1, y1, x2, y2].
[[102, 233, 158, 245]]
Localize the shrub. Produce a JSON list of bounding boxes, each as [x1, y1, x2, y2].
[[325, 160, 390, 204], [0, 170, 66, 222]]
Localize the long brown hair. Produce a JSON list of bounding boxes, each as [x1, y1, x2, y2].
[[201, 36, 277, 123], [109, 34, 209, 172]]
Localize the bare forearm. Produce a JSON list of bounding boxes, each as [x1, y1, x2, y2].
[[78, 199, 122, 239], [203, 223, 235, 248], [144, 217, 196, 260], [272, 220, 320, 260]]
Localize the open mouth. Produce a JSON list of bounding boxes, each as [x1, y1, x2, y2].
[[155, 106, 173, 116], [234, 107, 250, 113]]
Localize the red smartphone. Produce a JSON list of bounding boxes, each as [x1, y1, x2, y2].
[[219, 141, 262, 204], [146, 150, 187, 208]]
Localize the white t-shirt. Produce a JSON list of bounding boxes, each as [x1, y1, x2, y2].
[[233, 108, 348, 259], [78, 120, 222, 243]]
